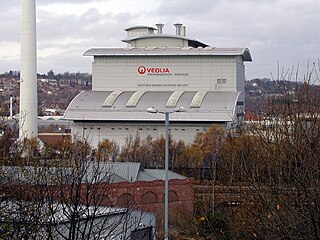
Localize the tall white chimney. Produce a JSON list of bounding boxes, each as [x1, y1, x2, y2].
[[19, 0, 38, 139], [9, 95, 13, 118]]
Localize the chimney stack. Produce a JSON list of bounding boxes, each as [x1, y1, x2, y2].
[[156, 23, 164, 34], [20, 0, 38, 139], [10, 95, 13, 118], [174, 23, 183, 35]]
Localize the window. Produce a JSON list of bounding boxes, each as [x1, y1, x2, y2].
[[217, 78, 227, 84]]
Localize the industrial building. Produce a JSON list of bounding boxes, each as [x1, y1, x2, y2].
[[64, 24, 252, 147]]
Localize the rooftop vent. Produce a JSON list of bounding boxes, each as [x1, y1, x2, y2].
[[156, 23, 164, 34], [181, 26, 186, 36], [174, 23, 183, 36]]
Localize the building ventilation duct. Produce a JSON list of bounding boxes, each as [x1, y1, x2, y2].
[[156, 23, 164, 34], [174, 23, 183, 35]]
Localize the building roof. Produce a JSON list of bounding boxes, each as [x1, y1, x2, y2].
[[1, 162, 186, 185], [137, 169, 186, 182], [63, 91, 243, 123], [121, 34, 209, 48], [93, 162, 186, 183], [124, 25, 157, 31], [38, 133, 71, 148], [84, 47, 252, 61]]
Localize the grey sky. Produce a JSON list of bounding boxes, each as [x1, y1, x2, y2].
[[1, 0, 319, 79]]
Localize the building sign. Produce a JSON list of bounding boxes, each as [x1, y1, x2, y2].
[[138, 66, 171, 76], [136, 65, 190, 88], [138, 66, 170, 75], [137, 66, 188, 77]]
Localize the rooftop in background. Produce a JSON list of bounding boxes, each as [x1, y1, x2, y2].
[[121, 23, 209, 48], [2, 162, 187, 185], [98, 162, 187, 183], [84, 23, 251, 61]]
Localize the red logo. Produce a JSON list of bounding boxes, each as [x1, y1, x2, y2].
[[137, 66, 170, 75], [138, 66, 146, 74]]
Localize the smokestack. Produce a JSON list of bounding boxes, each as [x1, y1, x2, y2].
[[10, 95, 13, 118], [174, 23, 182, 35], [19, 0, 38, 139], [156, 23, 164, 34]]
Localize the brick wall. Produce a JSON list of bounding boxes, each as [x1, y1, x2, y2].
[[97, 178, 195, 214]]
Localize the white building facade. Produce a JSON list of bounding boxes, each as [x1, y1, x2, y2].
[[64, 24, 252, 147]]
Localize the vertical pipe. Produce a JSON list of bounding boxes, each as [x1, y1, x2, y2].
[[9, 95, 13, 118], [164, 112, 169, 240], [156, 23, 164, 34], [181, 26, 186, 36], [19, 0, 38, 139], [174, 23, 182, 36]]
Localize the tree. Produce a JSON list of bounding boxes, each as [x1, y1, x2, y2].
[[221, 65, 320, 239], [96, 138, 120, 162], [193, 125, 225, 180], [0, 139, 155, 239], [0, 118, 18, 160]]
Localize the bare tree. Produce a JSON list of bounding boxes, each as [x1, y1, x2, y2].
[[0, 139, 155, 240], [221, 63, 320, 239]]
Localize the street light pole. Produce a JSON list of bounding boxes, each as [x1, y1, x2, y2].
[[164, 111, 169, 240], [147, 106, 185, 240]]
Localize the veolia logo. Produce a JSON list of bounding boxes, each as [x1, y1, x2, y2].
[[138, 66, 170, 75], [138, 66, 146, 74]]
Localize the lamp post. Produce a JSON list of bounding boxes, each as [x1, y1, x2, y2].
[[147, 106, 186, 240]]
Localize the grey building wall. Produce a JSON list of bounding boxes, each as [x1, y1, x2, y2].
[[92, 55, 244, 92]]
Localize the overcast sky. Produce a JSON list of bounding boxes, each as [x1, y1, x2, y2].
[[1, 0, 319, 79]]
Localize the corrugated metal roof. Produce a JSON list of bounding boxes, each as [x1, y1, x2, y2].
[[83, 47, 252, 61], [2, 162, 187, 184], [89, 162, 187, 183], [64, 91, 242, 122], [98, 162, 142, 182], [137, 169, 186, 181]]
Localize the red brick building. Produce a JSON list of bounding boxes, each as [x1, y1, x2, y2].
[[90, 162, 195, 215], [102, 178, 194, 214]]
